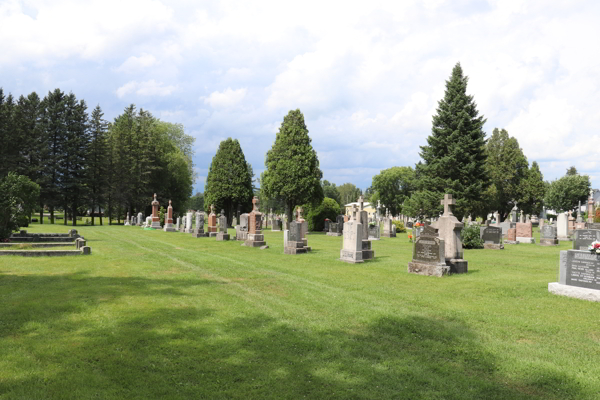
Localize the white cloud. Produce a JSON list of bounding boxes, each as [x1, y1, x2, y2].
[[115, 53, 157, 73], [116, 80, 177, 98], [203, 88, 247, 108]]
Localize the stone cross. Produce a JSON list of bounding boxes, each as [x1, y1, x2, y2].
[[252, 196, 259, 212], [358, 195, 364, 211], [210, 204, 215, 214], [352, 204, 358, 220], [297, 207, 303, 221], [440, 194, 455, 216], [377, 200, 381, 208]]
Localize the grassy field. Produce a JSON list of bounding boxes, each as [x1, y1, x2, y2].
[[1, 223, 599, 399]]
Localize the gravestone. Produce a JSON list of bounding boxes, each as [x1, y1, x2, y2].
[[406, 221, 413, 229], [431, 194, 467, 273], [588, 196, 595, 223], [557, 212, 570, 241], [137, 212, 142, 226], [588, 223, 600, 230], [511, 207, 518, 223], [236, 213, 249, 241], [539, 225, 559, 246], [407, 225, 449, 277], [324, 219, 330, 233], [481, 225, 503, 250], [382, 210, 396, 238], [516, 222, 535, 244], [577, 201, 583, 223], [340, 205, 364, 263], [163, 200, 177, 232], [150, 194, 161, 229], [368, 223, 380, 240], [244, 197, 267, 248], [327, 215, 344, 236], [207, 205, 218, 237], [284, 221, 308, 254], [505, 227, 518, 244], [216, 210, 230, 241], [296, 207, 309, 242], [179, 215, 186, 232], [192, 212, 205, 238], [548, 250, 600, 302], [572, 229, 600, 251], [272, 218, 282, 232], [184, 212, 193, 234], [356, 196, 374, 260], [124, 212, 130, 226], [519, 210, 524, 223]]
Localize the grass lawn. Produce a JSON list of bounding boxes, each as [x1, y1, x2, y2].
[[1, 223, 599, 399]]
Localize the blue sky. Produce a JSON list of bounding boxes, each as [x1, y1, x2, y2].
[[2, 0, 599, 194]]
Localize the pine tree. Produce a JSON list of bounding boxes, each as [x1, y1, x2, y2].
[[262, 109, 323, 223], [87, 105, 109, 225], [41, 89, 67, 224], [410, 63, 488, 220], [204, 138, 254, 224], [0, 90, 18, 176]]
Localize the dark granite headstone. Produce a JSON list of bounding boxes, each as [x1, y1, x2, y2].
[[562, 250, 600, 290], [406, 221, 413, 228], [573, 229, 600, 251], [413, 236, 442, 263], [289, 221, 302, 242], [482, 226, 502, 244], [336, 215, 345, 232]]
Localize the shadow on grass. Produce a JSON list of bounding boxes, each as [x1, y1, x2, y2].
[[0, 272, 585, 400]]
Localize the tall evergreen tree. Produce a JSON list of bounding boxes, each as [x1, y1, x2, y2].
[[262, 109, 323, 223], [410, 63, 488, 220], [519, 161, 545, 216], [0, 90, 18, 176], [87, 105, 109, 225], [204, 138, 253, 224], [41, 89, 67, 223], [484, 128, 529, 220]]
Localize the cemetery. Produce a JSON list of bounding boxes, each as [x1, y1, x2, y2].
[[2, 34, 600, 399]]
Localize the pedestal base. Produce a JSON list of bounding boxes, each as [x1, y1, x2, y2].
[[340, 249, 364, 263], [549, 282, 600, 302], [362, 240, 375, 260], [504, 240, 519, 245], [192, 231, 207, 238], [326, 232, 342, 236], [539, 238, 559, 246], [151, 221, 162, 229], [285, 241, 307, 254], [208, 232, 218, 238], [408, 261, 449, 277], [558, 236, 572, 241], [517, 237, 535, 244], [163, 224, 176, 232], [447, 259, 468, 274], [382, 232, 396, 238], [245, 233, 266, 247], [483, 243, 504, 250], [216, 233, 230, 241]]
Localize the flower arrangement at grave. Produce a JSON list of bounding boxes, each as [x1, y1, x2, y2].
[[408, 233, 413, 243], [588, 241, 600, 254]]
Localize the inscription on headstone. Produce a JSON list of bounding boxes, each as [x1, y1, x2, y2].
[[565, 251, 600, 290], [482, 226, 502, 244], [573, 229, 600, 251]]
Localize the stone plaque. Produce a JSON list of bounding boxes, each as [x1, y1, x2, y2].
[[482, 226, 501, 244], [413, 237, 441, 264], [541, 225, 556, 239], [573, 229, 600, 251], [240, 214, 249, 231], [289, 222, 302, 242], [565, 251, 600, 290], [588, 223, 600, 230]]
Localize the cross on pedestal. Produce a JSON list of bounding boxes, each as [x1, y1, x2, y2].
[[352, 204, 358, 220], [297, 206, 304, 221], [252, 196, 259, 212], [210, 204, 215, 214], [441, 194, 455, 216], [358, 195, 364, 211]]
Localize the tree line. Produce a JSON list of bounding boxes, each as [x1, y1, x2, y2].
[[0, 87, 195, 227], [198, 63, 593, 229]]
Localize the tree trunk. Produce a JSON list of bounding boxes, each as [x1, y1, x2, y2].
[[286, 200, 294, 229], [72, 203, 77, 226], [91, 201, 95, 226], [40, 204, 44, 225], [50, 206, 54, 224]]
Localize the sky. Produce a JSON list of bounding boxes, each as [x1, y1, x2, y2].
[[2, 0, 599, 194]]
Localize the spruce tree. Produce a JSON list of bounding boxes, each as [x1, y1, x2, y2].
[[204, 138, 253, 224], [519, 161, 545, 216], [411, 63, 488, 220], [262, 109, 323, 223], [87, 105, 109, 225]]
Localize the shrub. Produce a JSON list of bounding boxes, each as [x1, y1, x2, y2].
[[304, 197, 340, 231], [595, 207, 600, 223], [392, 220, 406, 233], [462, 224, 483, 249]]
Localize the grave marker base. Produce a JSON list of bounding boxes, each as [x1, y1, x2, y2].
[[407, 261, 449, 277]]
